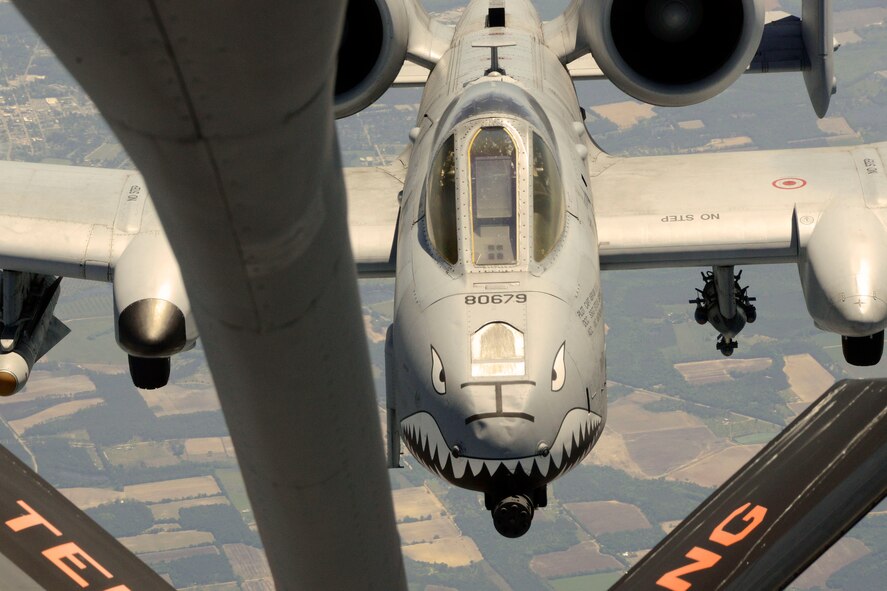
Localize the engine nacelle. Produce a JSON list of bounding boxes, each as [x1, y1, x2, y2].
[[799, 204, 887, 338], [113, 234, 197, 362], [578, 0, 765, 106], [334, 0, 410, 119]]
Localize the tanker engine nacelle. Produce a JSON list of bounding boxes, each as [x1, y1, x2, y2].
[[334, 0, 410, 119], [577, 0, 765, 106]]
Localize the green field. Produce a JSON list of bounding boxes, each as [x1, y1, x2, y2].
[[105, 442, 180, 468], [214, 468, 253, 524], [735, 432, 778, 445], [667, 322, 712, 363], [550, 572, 623, 591], [46, 317, 125, 364]]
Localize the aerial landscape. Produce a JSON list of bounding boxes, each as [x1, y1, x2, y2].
[[0, 0, 884, 589]]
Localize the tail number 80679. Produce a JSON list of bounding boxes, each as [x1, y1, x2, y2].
[[465, 294, 526, 305]]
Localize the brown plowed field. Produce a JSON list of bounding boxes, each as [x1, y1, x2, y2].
[[583, 427, 646, 478], [624, 426, 721, 476], [398, 517, 461, 545], [391, 486, 446, 522], [184, 436, 235, 461], [530, 541, 622, 578], [124, 475, 221, 503], [138, 384, 220, 416], [224, 543, 271, 581], [241, 579, 275, 591], [783, 354, 834, 403], [59, 487, 125, 510], [564, 501, 651, 535], [668, 445, 762, 487], [119, 530, 214, 554], [402, 537, 482, 567], [606, 391, 702, 435]]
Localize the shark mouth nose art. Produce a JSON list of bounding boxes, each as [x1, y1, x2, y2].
[[401, 408, 602, 489]]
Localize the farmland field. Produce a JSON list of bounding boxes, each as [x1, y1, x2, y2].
[[668, 445, 763, 487], [530, 542, 623, 578], [549, 572, 623, 591], [783, 354, 834, 403], [119, 530, 214, 554], [223, 543, 271, 581], [105, 441, 180, 468], [391, 486, 447, 522], [564, 501, 651, 535], [124, 476, 221, 503], [674, 357, 772, 385], [10, 398, 104, 434], [59, 487, 125, 510], [149, 496, 230, 521], [401, 536, 482, 567], [215, 468, 252, 520], [138, 384, 220, 416], [623, 426, 721, 477], [397, 516, 461, 545], [3, 373, 95, 401]]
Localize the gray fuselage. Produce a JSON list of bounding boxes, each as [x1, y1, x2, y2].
[[389, 1, 606, 503]]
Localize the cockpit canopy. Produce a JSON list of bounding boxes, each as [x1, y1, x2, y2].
[[426, 122, 565, 269]]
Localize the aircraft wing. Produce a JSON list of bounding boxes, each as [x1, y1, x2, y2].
[[610, 378, 887, 590], [0, 159, 402, 280], [591, 142, 887, 269], [345, 155, 406, 277], [0, 161, 143, 281], [0, 444, 174, 590]]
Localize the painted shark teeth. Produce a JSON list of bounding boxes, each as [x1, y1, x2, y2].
[[400, 408, 603, 489]]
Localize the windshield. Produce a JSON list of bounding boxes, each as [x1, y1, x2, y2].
[[426, 135, 458, 264], [469, 127, 518, 266], [532, 133, 565, 262]]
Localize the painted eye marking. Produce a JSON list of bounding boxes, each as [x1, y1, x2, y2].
[[431, 346, 446, 394], [551, 342, 566, 392]]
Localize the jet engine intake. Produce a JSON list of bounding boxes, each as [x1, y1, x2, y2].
[[578, 0, 765, 106], [334, 0, 410, 119]]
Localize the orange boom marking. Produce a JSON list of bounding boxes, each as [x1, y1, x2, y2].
[[4, 499, 132, 590], [656, 502, 768, 591]]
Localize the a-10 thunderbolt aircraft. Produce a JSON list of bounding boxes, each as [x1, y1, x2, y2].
[[0, 0, 883, 551]]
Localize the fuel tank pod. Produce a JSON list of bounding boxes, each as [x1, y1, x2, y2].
[[799, 203, 887, 337], [0, 351, 30, 396]]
